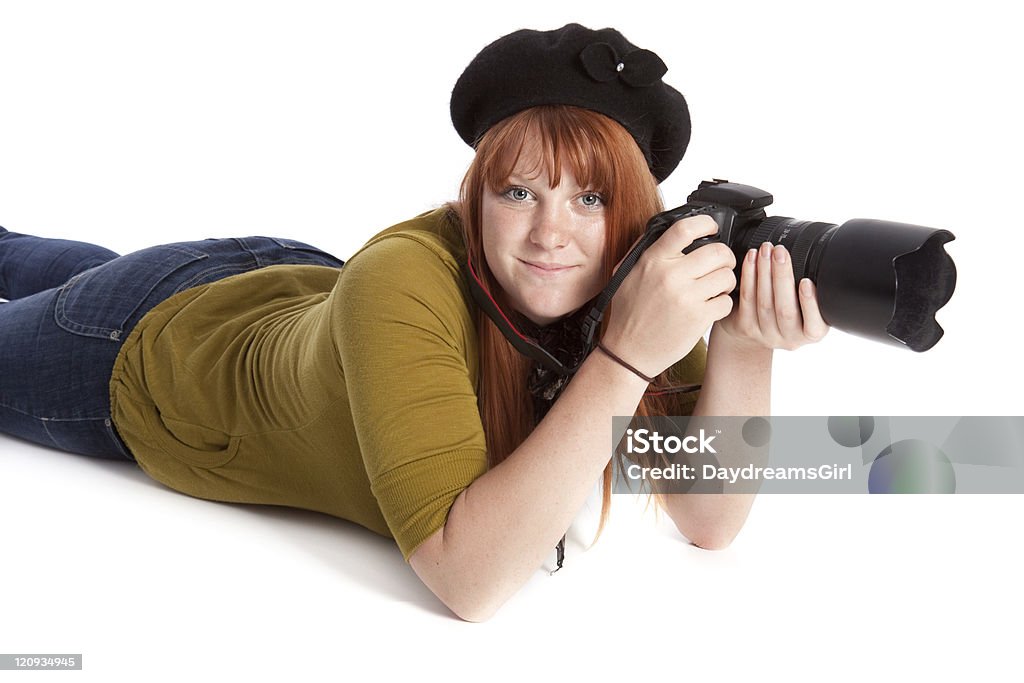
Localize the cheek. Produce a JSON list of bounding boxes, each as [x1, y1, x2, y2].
[[581, 222, 608, 265], [583, 227, 609, 293], [479, 228, 517, 293], [480, 201, 505, 247], [480, 226, 505, 275]]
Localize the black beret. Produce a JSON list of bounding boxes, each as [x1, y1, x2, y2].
[[450, 23, 691, 183]]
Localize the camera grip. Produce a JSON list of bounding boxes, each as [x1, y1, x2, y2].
[[679, 206, 733, 255]]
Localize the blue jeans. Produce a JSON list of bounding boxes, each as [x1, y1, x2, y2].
[[0, 226, 344, 461]]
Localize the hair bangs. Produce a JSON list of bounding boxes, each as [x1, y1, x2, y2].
[[477, 106, 621, 200]]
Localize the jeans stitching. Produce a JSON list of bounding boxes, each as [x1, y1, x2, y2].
[[54, 274, 120, 338], [173, 263, 254, 293], [267, 237, 345, 265], [0, 398, 109, 421], [53, 245, 210, 338], [230, 237, 264, 268]]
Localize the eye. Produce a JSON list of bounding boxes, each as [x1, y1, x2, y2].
[[502, 186, 533, 202], [580, 192, 604, 207]]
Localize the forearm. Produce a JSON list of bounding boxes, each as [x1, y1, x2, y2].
[[695, 323, 772, 415], [659, 323, 772, 548], [410, 348, 648, 621]]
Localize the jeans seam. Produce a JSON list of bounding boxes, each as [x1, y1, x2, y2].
[[230, 237, 265, 268], [39, 419, 61, 449], [0, 398, 110, 422], [173, 263, 255, 293]]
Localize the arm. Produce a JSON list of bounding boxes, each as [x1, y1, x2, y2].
[[656, 241, 829, 550], [409, 216, 735, 621], [332, 233, 656, 622], [410, 346, 649, 621]]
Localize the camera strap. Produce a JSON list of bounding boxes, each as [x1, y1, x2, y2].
[[463, 205, 708, 377], [579, 205, 708, 350]]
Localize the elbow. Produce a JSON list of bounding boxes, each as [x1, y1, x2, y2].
[[680, 524, 741, 551], [664, 494, 755, 551], [689, 533, 735, 551], [434, 581, 509, 623], [447, 598, 500, 623], [411, 541, 508, 622]]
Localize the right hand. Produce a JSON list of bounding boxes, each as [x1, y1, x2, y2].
[[602, 214, 737, 377]]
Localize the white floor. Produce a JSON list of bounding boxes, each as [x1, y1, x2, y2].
[[2, 433, 1020, 682]]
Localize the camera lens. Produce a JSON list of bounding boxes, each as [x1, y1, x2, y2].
[[734, 216, 957, 352]]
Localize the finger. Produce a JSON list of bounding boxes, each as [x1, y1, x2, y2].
[[735, 247, 758, 329], [646, 214, 719, 260], [756, 242, 782, 339], [771, 245, 803, 341], [707, 291, 735, 321], [798, 278, 830, 341], [680, 242, 736, 280], [693, 265, 737, 302]]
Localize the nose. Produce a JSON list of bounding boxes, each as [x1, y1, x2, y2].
[[529, 203, 569, 250]]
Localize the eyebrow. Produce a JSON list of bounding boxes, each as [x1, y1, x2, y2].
[[507, 174, 543, 185], [507, 173, 584, 190]]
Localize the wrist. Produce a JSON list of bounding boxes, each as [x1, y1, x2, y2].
[[595, 341, 656, 383], [587, 343, 652, 390], [710, 322, 774, 361]]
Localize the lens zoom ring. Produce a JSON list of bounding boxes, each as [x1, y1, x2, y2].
[[745, 216, 791, 251], [789, 228, 819, 283]]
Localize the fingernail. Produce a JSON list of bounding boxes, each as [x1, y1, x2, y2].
[[800, 278, 813, 296], [760, 242, 771, 258], [747, 248, 757, 264], [773, 245, 787, 263]]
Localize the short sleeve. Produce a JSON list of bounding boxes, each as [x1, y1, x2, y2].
[[331, 234, 487, 561]]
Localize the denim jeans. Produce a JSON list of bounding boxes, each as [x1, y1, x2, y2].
[[0, 226, 344, 461]]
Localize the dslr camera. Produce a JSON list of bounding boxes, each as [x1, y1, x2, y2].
[[587, 179, 957, 352]]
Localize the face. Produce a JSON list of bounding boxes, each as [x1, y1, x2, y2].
[[481, 146, 607, 327]]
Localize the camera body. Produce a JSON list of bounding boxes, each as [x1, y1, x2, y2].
[[646, 178, 775, 258]]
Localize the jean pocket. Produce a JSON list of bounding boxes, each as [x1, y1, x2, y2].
[[55, 244, 209, 340]]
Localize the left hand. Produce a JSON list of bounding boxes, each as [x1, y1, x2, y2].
[[713, 242, 830, 353]]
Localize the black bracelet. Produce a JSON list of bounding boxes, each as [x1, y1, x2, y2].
[[596, 342, 655, 383]]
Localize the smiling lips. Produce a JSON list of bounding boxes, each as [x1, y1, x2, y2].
[[521, 259, 576, 276]]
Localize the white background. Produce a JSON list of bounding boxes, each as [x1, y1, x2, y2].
[[1, 1, 1021, 680]]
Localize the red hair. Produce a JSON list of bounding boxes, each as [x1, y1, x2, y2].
[[446, 105, 695, 544]]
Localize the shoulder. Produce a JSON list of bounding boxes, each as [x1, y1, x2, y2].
[[344, 206, 467, 276], [330, 206, 476, 343]]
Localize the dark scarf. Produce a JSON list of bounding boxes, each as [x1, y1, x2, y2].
[[509, 303, 596, 422]]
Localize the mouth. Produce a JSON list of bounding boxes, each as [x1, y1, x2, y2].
[[520, 259, 577, 276]]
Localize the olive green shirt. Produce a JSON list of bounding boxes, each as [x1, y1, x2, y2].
[[109, 207, 706, 561]]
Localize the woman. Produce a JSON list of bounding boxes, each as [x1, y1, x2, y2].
[[0, 24, 827, 621]]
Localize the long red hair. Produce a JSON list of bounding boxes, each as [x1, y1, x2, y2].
[[446, 105, 695, 543]]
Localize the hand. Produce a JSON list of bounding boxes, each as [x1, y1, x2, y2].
[[605, 215, 736, 377], [713, 242, 829, 353]]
